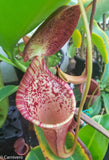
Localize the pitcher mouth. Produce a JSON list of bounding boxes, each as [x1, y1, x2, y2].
[[18, 103, 76, 129], [16, 83, 76, 129]]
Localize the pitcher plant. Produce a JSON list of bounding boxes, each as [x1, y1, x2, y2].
[[16, 1, 93, 159]]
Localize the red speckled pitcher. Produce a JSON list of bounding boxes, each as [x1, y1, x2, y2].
[[16, 57, 76, 158]]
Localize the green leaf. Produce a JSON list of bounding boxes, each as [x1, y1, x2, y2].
[[67, 44, 76, 58], [34, 125, 92, 160], [79, 114, 109, 160], [101, 63, 109, 86], [88, 95, 102, 116], [0, 0, 69, 54], [45, 51, 63, 68], [0, 96, 8, 128], [92, 21, 109, 63], [0, 70, 8, 128], [93, 114, 109, 131], [73, 87, 81, 103], [105, 30, 109, 38], [0, 85, 19, 102], [26, 146, 45, 160], [94, 0, 109, 21], [49, 67, 57, 75], [102, 93, 109, 113], [0, 54, 16, 67]]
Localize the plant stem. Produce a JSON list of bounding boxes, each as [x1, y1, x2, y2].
[[14, 58, 27, 72], [72, 0, 93, 153], [89, 0, 97, 35]]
